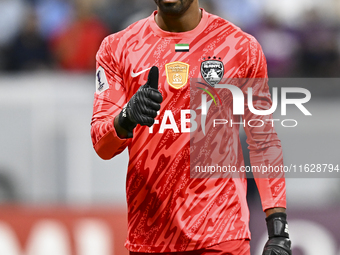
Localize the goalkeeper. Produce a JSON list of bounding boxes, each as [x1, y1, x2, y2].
[[91, 0, 291, 254]]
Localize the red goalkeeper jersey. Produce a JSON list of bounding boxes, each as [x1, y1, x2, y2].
[[91, 9, 286, 253]]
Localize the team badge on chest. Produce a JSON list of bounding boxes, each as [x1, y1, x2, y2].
[[165, 61, 189, 89], [201, 59, 224, 87]]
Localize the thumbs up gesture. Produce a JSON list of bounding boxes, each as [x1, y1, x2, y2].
[[118, 66, 163, 138]]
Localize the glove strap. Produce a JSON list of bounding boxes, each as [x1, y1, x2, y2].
[[266, 212, 290, 239], [118, 105, 137, 138]]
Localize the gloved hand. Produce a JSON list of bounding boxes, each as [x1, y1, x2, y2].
[[118, 66, 163, 138], [262, 212, 292, 255]]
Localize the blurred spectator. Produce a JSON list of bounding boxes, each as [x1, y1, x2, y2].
[[252, 15, 300, 77], [119, 0, 156, 31], [1, 0, 340, 76], [0, 0, 26, 69], [210, 0, 264, 29], [296, 10, 340, 77], [6, 7, 52, 71], [35, 0, 73, 40], [94, 0, 152, 33], [49, 0, 108, 71]]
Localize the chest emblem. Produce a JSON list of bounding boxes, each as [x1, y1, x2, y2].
[[201, 60, 224, 87], [165, 61, 190, 89]]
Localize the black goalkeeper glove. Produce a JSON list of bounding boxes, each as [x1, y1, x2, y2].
[[262, 212, 292, 255], [118, 66, 163, 138]]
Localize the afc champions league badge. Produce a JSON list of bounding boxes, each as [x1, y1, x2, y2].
[[165, 61, 190, 89], [201, 58, 224, 87]]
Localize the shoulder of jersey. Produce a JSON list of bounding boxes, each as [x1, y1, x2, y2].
[[107, 17, 150, 42], [208, 12, 254, 41]]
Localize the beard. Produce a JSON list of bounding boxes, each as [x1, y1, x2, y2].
[[154, 0, 195, 16]]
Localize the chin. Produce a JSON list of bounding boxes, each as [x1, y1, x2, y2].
[[156, 0, 195, 15]]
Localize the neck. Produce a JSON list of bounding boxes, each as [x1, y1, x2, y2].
[[155, 3, 201, 32]]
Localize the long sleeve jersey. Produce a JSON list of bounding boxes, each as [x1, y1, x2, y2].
[[91, 9, 286, 253]]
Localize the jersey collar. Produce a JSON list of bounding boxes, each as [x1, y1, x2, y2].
[[148, 8, 209, 39]]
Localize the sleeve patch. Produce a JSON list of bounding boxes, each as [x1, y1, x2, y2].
[[96, 66, 109, 94]]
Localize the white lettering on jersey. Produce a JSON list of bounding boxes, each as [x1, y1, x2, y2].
[[149, 110, 197, 134], [181, 110, 197, 133], [159, 110, 179, 134]]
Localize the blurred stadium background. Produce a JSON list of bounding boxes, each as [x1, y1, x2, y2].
[[0, 0, 339, 254]]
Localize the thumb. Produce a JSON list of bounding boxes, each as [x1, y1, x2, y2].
[[147, 66, 159, 90]]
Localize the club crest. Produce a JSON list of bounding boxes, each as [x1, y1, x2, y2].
[[201, 60, 224, 87]]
